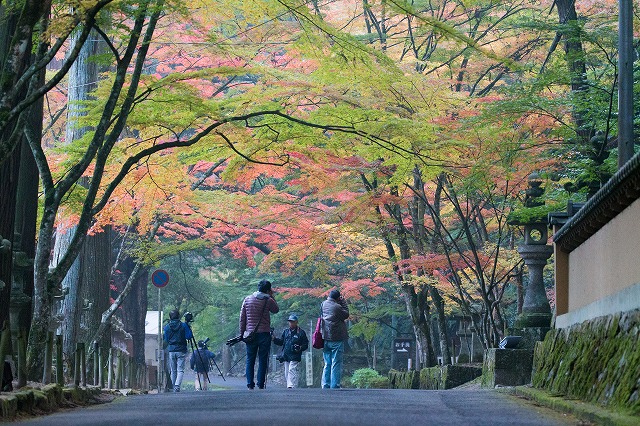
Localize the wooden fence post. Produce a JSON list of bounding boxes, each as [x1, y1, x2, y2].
[[56, 334, 63, 386], [80, 342, 86, 387], [98, 347, 104, 388], [115, 350, 122, 389], [74, 343, 81, 387], [43, 331, 54, 384], [17, 330, 27, 388], [107, 348, 113, 389], [93, 342, 99, 386], [0, 322, 10, 384], [129, 357, 135, 388]]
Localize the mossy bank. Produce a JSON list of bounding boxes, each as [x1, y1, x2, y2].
[[532, 309, 640, 415]]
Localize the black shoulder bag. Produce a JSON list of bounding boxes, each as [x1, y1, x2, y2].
[[242, 298, 269, 345]]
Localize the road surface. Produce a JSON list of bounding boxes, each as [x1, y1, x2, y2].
[[7, 382, 580, 426]]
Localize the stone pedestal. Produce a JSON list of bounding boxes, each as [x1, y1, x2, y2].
[[517, 327, 550, 350], [481, 348, 534, 387], [516, 243, 554, 328]]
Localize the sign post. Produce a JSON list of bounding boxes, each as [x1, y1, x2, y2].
[[393, 338, 414, 370], [305, 351, 313, 387], [152, 270, 169, 392]]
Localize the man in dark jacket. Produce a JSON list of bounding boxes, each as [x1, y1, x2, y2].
[[163, 309, 193, 392], [321, 289, 349, 389], [273, 314, 308, 388], [240, 279, 279, 389], [190, 340, 215, 391]]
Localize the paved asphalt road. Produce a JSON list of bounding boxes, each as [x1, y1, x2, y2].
[[7, 383, 579, 426]]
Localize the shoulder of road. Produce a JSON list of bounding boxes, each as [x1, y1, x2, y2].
[[503, 385, 639, 426]]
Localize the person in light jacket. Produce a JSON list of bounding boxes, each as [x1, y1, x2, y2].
[[240, 279, 279, 389], [321, 289, 349, 389]]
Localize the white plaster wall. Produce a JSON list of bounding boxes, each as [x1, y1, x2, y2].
[[567, 197, 640, 313]]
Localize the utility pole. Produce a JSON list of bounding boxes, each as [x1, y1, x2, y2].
[[618, 0, 634, 168]]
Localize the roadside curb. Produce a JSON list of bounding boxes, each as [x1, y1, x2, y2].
[[0, 384, 125, 421], [504, 386, 639, 426]]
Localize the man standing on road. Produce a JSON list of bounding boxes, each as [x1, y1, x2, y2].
[[163, 309, 193, 392], [273, 314, 309, 388], [240, 279, 279, 389], [190, 340, 215, 391], [321, 289, 349, 389]]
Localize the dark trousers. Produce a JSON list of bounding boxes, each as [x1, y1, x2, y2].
[[245, 332, 271, 388]]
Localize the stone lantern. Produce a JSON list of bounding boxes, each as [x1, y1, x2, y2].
[[514, 173, 553, 332]]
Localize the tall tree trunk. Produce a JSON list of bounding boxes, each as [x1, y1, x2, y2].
[[0, 139, 19, 333], [52, 27, 105, 370], [412, 167, 450, 365], [430, 286, 451, 365], [79, 228, 112, 356], [555, 0, 607, 196], [13, 70, 44, 341], [362, 173, 438, 368], [0, 0, 35, 338], [28, 2, 161, 379], [406, 285, 437, 368], [120, 256, 149, 365]]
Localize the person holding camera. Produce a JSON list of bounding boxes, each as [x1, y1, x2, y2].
[[190, 340, 215, 391], [321, 289, 349, 389], [163, 309, 193, 392], [273, 314, 309, 388], [240, 279, 279, 389]]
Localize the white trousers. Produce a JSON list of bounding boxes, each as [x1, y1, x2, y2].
[[284, 360, 299, 388]]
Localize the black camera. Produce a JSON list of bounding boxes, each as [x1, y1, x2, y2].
[[184, 312, 194, 323]]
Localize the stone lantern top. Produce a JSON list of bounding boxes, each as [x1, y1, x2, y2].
[[524, 173, 544, 208]]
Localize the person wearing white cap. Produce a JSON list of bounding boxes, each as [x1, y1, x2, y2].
[[273, 314, 309, 388]]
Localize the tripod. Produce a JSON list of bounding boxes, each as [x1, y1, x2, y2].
[[185, 324, 225, 391]]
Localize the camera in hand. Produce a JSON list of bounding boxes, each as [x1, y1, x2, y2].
[[184, 312, 194, 323]]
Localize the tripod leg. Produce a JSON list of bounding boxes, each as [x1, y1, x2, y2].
[[188, 337, 202, 391], [265, 344, 271, 389], [227, 353, 246, 375], [211, 357, 226, 381]]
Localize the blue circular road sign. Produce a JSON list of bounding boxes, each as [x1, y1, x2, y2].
[[151, 269, 170, 288]]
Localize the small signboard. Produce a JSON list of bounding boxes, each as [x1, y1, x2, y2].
[[305, 351, 313, 387], [393, 338, 413, 354], [151, 269, 170, 288]]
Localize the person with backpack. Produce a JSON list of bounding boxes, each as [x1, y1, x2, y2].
[[239, 279, 279, 389], [190, 340, 215, 391], [163, 309, 193, 392], [273, 314, 309, 388]]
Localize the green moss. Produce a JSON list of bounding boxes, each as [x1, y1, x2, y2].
[[388, 369, 419, 389], [0, 395, 18, 419], [532, 309, 640, 415], [507, 203, 563, 225], [511, 386, 640, 426], [41, 383, 62, 406], [14, 390, 34, 414], [32, 390, 50, 411], [391, 366, 482, 390]]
